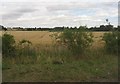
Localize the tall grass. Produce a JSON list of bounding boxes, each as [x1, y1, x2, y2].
[[2, 32, 118, 82], [2, 31, 118, 66]]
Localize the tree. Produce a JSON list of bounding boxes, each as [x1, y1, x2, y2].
[[53, 28, 93, 56], [0, 25, 7, 31], [103, 31, 119, 54], [2, 33, 16, 57]]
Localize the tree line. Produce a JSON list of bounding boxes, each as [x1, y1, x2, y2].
[[0, 24, 119, 32]]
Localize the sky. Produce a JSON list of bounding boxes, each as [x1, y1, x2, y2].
[[0, 0, 119, 28]]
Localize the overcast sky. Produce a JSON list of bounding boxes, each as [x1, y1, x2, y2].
[[0, 0, 119, 28]]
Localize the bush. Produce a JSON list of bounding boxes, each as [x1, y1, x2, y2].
[[53, 28, 93, 55], [17, 39, 36, 57], [103, 31, 120, 54], [2, 33, 16, 57], [19, 39, 32, 46]]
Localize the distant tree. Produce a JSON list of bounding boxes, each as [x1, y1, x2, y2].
[[100, 25, 105, 28], [106, 19, 111, 25], [106, 19, 108, 23], [0, 25, 7, 31]]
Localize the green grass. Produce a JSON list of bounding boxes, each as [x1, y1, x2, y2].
[[2, 45, 118, 82]]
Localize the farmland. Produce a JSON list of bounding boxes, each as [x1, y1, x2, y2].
[[3, 31, 106, 48], [2, 31, 118, 82]]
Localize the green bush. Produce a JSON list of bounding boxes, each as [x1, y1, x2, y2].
[[17, 39, 36, 57], [2, 33, 16, 57], [103, 31, 120, 54], [53, 28, 93, 55], [19, 39, 32, 45]]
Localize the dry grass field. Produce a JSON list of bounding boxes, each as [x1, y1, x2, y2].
[[3, 31, 107, 48], [3, 31, 53, 45]]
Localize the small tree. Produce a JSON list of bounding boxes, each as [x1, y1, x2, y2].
[[103, 31, 120, 54], [2, 33, 16, 57], [53, 28, 93, 56]]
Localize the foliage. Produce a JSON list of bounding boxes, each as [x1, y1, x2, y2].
[[17, 39, 36, 57], [52, 28, 93, 55], [3, 49, 118, 82], [19, 39, 32, 46], [2, 33, 16, 57], [103, 31, 120, 54]]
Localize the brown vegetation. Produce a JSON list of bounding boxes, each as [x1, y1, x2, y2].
[[3, 31, 107, 49]]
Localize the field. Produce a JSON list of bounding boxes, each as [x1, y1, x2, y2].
[[4, 31, 105, 48], [2, 31, 118, 82]]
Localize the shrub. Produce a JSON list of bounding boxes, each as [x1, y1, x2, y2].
[[17, 39, 36, 57], [52, 28, 93, 55], [103, 31, 120, 54], [18, 39, 32, 49], [2, 33, 16, 57], [19, 39, 32, 46]]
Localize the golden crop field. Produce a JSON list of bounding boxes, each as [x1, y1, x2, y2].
[[3, 31, 53, 45], [3, 31, 107, 48]]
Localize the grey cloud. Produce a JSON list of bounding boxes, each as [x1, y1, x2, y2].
[[47, 4, 72, 11], [17, 8, 37, 13], [2, 12, 23, 20], [46, 3, 92, 12], [46, 2, 117, 12], [2, 7, 37, 20]]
